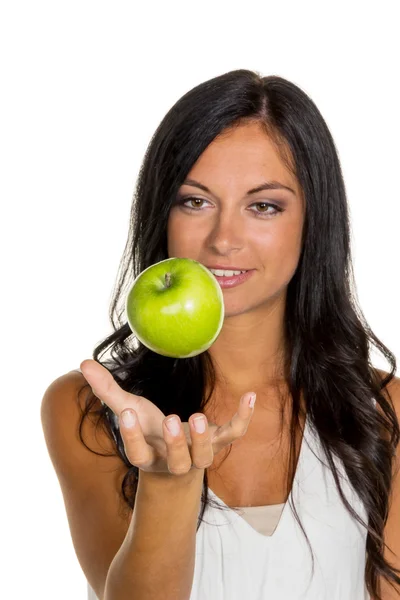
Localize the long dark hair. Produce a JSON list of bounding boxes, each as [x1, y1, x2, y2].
[[77, 69, 400, 598]]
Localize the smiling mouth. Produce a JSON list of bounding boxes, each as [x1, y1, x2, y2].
[[207, 269, 255, 288]]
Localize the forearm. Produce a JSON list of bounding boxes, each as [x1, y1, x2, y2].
[[104, 468, 204, 600]]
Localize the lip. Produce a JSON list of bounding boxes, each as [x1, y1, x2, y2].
[[209, 269, 255, 289]]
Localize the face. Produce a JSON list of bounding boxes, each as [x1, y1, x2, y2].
[[167, 121, 305, 318]]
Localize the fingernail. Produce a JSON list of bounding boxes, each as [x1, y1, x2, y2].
[[121, 410, 136, 428], [193, 416, 206, 433], [166, 417, 181, 436], [248, 393, 257, 408]]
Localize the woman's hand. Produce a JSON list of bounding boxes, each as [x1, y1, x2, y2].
[[80, 359, 256, 476]]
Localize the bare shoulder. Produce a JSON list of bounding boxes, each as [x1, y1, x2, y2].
[[373, 368, 400, 445], [40, 369, 133, 599], [40, 367, 130, 501], [375, 367, 400, 389], [374, 367, 400, 409], [375, 373, 400, 595], [41, 368, 119, 460]]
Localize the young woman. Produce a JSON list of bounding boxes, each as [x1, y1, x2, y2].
[[41, 70, 400, 600]]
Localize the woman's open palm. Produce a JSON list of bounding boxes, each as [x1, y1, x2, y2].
[[80, 359, 256, 476]]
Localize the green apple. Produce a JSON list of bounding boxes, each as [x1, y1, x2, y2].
[[125, 257, 225, 358]]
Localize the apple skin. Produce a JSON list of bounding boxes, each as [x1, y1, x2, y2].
[[125, 257, 225, 358]]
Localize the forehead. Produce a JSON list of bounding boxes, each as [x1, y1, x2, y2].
[[184, 121, 300, 196]]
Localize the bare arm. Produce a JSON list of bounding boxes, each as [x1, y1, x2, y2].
[[41, 364, 255, 600], [104, 468, 204, 600]]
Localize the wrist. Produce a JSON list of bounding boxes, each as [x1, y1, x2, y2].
[[138, 467, 205, 489]]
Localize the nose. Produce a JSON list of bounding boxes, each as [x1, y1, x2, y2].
[[206, 208, 244, 255]]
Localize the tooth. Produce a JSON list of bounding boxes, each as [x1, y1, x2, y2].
[[210, 269, 242, 276]]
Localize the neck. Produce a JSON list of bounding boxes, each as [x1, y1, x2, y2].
[[206, 295, 288, 392]]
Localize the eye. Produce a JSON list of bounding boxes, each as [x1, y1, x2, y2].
[[249, 202, 284, 218], [180, 197, 209, 210], [178, 197, 284, 218]]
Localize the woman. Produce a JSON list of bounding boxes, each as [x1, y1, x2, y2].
[[41, 70, 400, 599]]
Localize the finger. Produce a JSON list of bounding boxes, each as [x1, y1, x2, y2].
[[189, 413, 214, 469], [163, 415, 193, 476], [211, 392, 257, 453], [119, 408, 157, 468], [79, 359, 142, 416]]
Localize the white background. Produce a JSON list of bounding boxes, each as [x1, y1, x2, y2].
[[1, 1, 399, 598]]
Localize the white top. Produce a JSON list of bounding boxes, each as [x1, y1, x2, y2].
[[189, 414, 370, 599], [82, 381, 372, 599], [87, 504, 285, 599]]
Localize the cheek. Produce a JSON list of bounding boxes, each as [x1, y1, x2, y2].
[[256, 221, 303, 278], [166, 216, 178, 255], [167, 212, 201, 256], [252, 223, 299, 252]]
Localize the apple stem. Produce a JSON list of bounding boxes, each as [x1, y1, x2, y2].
[[164, 272, 172, 288]]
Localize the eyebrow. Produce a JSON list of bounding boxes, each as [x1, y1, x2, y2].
[[182, 178, 296, 196]]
